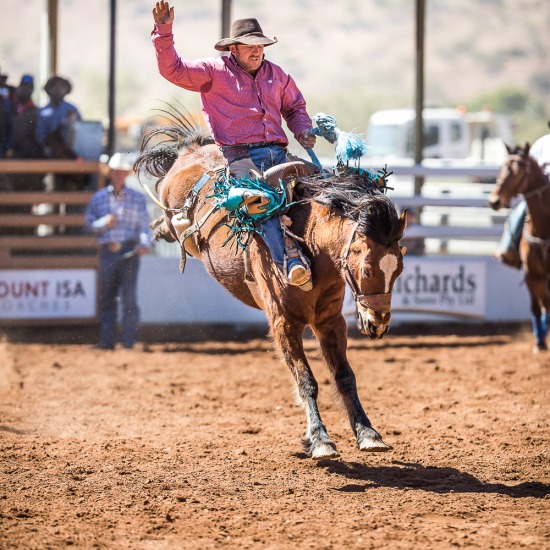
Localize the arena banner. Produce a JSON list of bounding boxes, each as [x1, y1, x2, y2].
[[344, 259, 487, 318], [0, 269, 97, 319], [391, 259, 487, 317]]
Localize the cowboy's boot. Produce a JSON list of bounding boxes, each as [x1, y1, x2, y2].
[[495, 247, 522, 269], [284, 232, 312, 291]]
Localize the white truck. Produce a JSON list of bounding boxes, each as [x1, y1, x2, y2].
[[366, 107, 514, 163]]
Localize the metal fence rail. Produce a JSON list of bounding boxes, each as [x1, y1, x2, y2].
[[370, 161, 507, 252]]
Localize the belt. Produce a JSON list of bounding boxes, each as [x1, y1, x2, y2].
[[219, 141, 286, 151], [101, 240, 138, 253]]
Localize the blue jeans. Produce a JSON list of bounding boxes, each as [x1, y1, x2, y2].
[[498, 200, 527, 253], [247, 145, 303, 270], [248, 144, 288, 173], [98, 243, 140, 348]]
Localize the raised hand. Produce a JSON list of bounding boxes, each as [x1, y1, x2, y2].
[[152, 1, 174, 25]]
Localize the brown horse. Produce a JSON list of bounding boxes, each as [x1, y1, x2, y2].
[[488, 143, 550, 353], [136, 115, 407, 459]]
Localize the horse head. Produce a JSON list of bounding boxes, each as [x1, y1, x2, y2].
[[342, 195, 407, 339], [488, 143, 531, 210]]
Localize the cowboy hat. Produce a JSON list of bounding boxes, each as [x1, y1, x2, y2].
[[44, 75, 72, 95], [107, 152, 136, 171], [214, 18, 277, 51]]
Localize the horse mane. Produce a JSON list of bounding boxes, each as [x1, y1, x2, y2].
[[134, 102, 214, 179], [298, 175, 404, 246]]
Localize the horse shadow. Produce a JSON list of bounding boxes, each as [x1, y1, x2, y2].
[[347, 338, 512, 352], [158, 336, 511, 355], [293, 456, 549, 498]]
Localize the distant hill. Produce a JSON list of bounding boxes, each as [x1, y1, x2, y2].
[[2, 0, 549, 149]]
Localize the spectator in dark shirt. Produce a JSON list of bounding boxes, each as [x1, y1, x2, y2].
[[11, 74, 43, 161], [37, 75, 82, 162], [9, 74, 44, 197], [38, 75, 88, 230], [0, 72, 14, 159]]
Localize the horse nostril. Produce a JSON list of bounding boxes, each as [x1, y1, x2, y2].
[[365, 319, 376, 339]]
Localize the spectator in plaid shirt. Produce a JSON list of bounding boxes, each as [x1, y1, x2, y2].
[[85, 153, 152, 349]]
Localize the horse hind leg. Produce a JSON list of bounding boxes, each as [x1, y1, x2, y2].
[[271, 319, 339, 460]]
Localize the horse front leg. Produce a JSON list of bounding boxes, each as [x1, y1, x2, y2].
[[314, 315, 391, 452], [270, 317, 339, 459]]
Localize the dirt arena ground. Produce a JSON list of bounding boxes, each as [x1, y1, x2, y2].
[[0, 325, 549, 549]]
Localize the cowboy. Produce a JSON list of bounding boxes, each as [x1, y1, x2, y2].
[[85, 153, 152, 349], [151, 1, 316, 290]]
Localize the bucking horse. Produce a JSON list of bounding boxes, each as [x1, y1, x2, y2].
[[135, 112, 407, 459]]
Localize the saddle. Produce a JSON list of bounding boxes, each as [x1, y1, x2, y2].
[[170, 161, 312, 273]]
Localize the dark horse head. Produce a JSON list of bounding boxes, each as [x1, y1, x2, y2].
[[488, 143, 532, 210], [299, 173, 406, 338]]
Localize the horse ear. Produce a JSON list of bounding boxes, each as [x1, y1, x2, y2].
[[399, 209, 408, 233], [524, 143, 530, 156], [505, 142, 514, 154]]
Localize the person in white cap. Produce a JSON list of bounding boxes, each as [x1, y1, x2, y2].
[[151, 1, 316, 290], [85, 153, 152, 349]]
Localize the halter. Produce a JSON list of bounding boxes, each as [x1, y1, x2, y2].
[[340, 222, 392, 314]]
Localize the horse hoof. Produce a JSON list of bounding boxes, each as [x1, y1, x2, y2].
[[311, 443, 340, 460], [357, 430, 392, 452], [359, 439, 392, 452]]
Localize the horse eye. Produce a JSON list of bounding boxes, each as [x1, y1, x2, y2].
[[362, 267, 373, 279]]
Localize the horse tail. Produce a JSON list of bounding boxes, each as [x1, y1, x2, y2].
[[134, 101, 215, 181], [134, 132, 179, 181]]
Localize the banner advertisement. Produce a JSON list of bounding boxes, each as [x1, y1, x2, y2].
[[392, 259, 487, 317], [0, 270, 97, 319], [344, 259, 487, 318]]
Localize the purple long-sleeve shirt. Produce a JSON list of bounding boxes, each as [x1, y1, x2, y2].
[[152, 23, 312, 147]]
